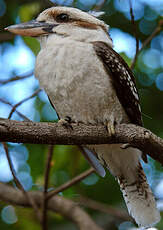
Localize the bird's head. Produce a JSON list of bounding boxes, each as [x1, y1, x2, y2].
[[5, 6, 112, 45]]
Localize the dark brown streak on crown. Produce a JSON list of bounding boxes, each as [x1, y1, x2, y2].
[[73, 21, 99, 30], [74, 20, 108, 34], [45, 9, 108, 33]]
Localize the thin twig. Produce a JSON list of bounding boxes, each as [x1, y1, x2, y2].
[[0, 72, 33, 85], [129, 0, 139, 70], [2, 143, 24, 189], [8, 89, 42, 119], [0, 182, 103, 230], [130, 21, 162, 69], [0, 98, 30, 121], [47, 168, 95, 200], [139, 25, 162, 53], [42, 145, 54, 230], [2, 143, 42, 223]]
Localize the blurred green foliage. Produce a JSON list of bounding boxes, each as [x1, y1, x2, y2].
[[0, 0, 163, 229]]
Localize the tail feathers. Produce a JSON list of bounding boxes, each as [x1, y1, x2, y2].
[[118, 163, 160, 228], [92, 144, 160, 228]]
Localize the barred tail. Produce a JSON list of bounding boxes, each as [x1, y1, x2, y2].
[[95, 144, 160, 228], [118, 162, 160, 228]]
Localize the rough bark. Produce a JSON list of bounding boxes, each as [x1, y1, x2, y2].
[[0, 118, 163, 165]]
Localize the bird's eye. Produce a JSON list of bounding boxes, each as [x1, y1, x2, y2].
[[56, 13, 69, 22]]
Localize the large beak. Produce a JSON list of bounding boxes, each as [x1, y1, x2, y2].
[[5, 20, 57, 37]]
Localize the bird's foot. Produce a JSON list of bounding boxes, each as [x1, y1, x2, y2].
[[106, 121, 115, 137], [58, 116, 73, 129]]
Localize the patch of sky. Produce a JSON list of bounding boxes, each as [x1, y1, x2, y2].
[[39, 90, 58, 120], [157, 200, 163, 211], [1, 205, 18, 225], [42, 103, 58, 121], [0, 0, 6, 17], [8, 142, 22, 147], [137, 73, 155, 87], [114, 0, 144, 20], [139, 19, 157, 35], [0, 146, 19, 183], [0, 103, 12, 118], [78, 0, 104, 6], [161, 56, 163, 68], [0, 36, 38, 120], [10, 145, 29, 162], [141, 159, 156, 188], [50, 0, 73, 6], [77, 0, 104, 10], [118, 221, 136, 230], [82, 173, 99, 186], [38, 90, 50, 103], [10, 97, 37, 121], [155, 73, 163, 91], [1, 36, 35, 75], [118, 223, 158, 230], [0, 144, 33, 190], [110, 28, 141, 59], [142, 49, 161, 69], [18, 162, 31, 174], [137, 51, 158, 77], [151, 33, 163, 51], [139, 0, 163, 15], [144, 6, 158, 21], [16, 171, 33, 190], [0, 92, 38, 121], [32, 110, 41, 122], [155, 177, 163, 199]]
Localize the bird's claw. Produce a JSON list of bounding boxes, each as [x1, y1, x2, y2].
[[58, 116, 73, 129], [107, 122, 115, 137]]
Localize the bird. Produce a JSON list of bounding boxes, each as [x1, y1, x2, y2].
[[5, 6, 160, 228]]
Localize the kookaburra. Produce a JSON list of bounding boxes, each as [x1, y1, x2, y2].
[[6, 6, 160, 228]]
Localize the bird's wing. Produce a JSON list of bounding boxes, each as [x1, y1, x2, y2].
[[92, 41, 142, 126]]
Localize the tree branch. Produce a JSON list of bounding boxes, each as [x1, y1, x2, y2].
[[0, 182, 103, 230], [47, 168, 95, 200], [8, 89, 42, 119], [0, 118, 163, 166], [0, 72, 33, 85], [130, 22, 162, 69], [42, 145, 54, 230], [0, 98, 31, 121], [2, 143, 42, 222]]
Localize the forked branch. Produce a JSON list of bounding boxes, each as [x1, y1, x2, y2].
[[0, 182, 103, 230]]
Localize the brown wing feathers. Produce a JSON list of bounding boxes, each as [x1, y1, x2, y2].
[[93, 41, 142, 126]]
